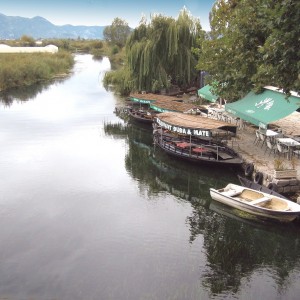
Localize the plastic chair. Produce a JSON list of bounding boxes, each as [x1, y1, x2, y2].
[[293, 147, 300, 158], [254, 130, 261, 145], [265, 138, 277, 156], [258, 132, 266, 148], [276, 142, 289, 158]]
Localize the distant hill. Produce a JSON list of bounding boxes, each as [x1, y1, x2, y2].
[[0, 13, 105, 39]]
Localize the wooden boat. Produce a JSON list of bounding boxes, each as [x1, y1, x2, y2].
[[127, 108, 156, 124], [237, 175, 288, 199], [154, 111, 237, 141], [127, 97, 208, 124], [153, 128, 243, 167], [209, 183, 300, 222]]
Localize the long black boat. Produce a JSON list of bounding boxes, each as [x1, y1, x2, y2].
[[152, 111, 243, 168], [153, 128, 243, 167], [128, 108, 156, 124]]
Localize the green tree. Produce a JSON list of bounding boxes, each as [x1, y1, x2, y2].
[[253, 0, 300, 94], [194, 0, 300, 101], [20, 35, 36, 46], [126, 8, 205, 92], [195, 0, 271, 101], [103, 18, 131, 48]]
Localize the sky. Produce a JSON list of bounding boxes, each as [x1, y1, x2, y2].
[[1, 0, 215, 31]]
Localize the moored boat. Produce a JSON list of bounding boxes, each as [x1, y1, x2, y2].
[[128, 108, 156, 124], [153, 111, 243, 167], [154, 111, 237, 142], [153, 128, 243, 167], [209, 183, 300, 222], [127, 94, 207, 124], [237, 175, 288, 199]]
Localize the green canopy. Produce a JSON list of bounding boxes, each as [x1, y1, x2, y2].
[[197, 85, 218, 102], [225, 87, 300, 129]]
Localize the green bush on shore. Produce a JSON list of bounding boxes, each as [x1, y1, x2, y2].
[[0, 50, 74, 91]]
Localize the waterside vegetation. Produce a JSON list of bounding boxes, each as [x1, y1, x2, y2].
[[104, 1, 299, 101], [0, 51, 74, 91], [1, 0, 298, 98], [194, 0, 300, 100], [0, 36, 126, 91], [104, 8, 204, 95]]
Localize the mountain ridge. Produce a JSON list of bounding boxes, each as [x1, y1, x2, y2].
[[0, 13, 105, 39]]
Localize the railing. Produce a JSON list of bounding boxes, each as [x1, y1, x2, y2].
[[155, 137, 219, 161]]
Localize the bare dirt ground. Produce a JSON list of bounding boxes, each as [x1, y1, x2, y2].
[[232, 118, 300, 178]]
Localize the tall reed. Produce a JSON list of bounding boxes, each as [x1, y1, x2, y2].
[[0, 51, 74, 91]]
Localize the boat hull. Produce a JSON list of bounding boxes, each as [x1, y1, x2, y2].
[[128, 109, 155, 124], [210, 184, 300, 222], [153, 133, 243, 167]]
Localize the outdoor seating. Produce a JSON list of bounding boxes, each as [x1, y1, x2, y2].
[[258, 132, 266, 148], [265, 138, 277, 156], [276, 137, 300, 160], [276, 141, 289, 158], [293, 147, 300, 158], [254, 130, 261, 145]]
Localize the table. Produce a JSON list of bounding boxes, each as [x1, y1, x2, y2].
[[176, 142, 191, 148], [276, 137, 300, 159], [256, 129, 281, 148], [192, 147, 209, 153], [265, 129, 280, 137]]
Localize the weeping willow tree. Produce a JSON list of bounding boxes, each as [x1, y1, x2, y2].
[[125, 8, 205, 93]]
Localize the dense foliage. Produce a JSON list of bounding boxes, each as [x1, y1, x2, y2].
[[0, 51, 74, 91], [4, 1, 298, 98], [104, 8, 205, 95], [103, 18, 132, 48], [194, 0, 300, 101]]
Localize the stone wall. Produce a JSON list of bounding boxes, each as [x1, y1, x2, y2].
[[268, 177, 300, 194], [246, 164, 300, 195]]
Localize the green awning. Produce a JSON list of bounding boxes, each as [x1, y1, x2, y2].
[[150, 104, 173, 112], [197, 85, 218, 102], [225, 87, 300, 129], [129, 97, 154, 104]]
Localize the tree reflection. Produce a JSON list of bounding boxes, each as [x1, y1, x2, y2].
[[103, 117, 239, 206], [103, 121, 129, 139], [0, 77, 69, 106], [103, 117, 300, 298], [188, 200, 300, 296]]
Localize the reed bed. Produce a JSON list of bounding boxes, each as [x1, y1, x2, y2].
[[0, 51, 74, 91]]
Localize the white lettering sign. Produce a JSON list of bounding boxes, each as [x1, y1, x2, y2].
[[255, 97, 274, 110], [156, 118, 211, 136]]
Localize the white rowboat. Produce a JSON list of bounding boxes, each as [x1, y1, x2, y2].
[[209, 183, 300, 222]]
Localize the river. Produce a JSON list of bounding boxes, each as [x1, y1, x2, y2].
[[0, 54, 300, 300]]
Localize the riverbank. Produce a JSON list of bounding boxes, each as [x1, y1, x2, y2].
[[230, 122, 300, 199], [0, 51, 74, 91]]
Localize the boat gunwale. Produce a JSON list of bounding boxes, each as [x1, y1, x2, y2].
[[209, 184, 300, 222], [153, 133, 243, 166]]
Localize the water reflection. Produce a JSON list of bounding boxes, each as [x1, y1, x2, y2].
[[104, 119, 238, 200], [0, 77, 70, 106], [2, 53, 300, 299], [192, 199, 300, 297], [104, 118, 300, 299]]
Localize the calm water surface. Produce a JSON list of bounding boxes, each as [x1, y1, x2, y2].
[[1, 54, 300, 300]]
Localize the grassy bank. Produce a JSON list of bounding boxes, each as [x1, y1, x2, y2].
[[41, 39, 125, 68], [0, 51, 74, 91], [0, 38, 126, 92]]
